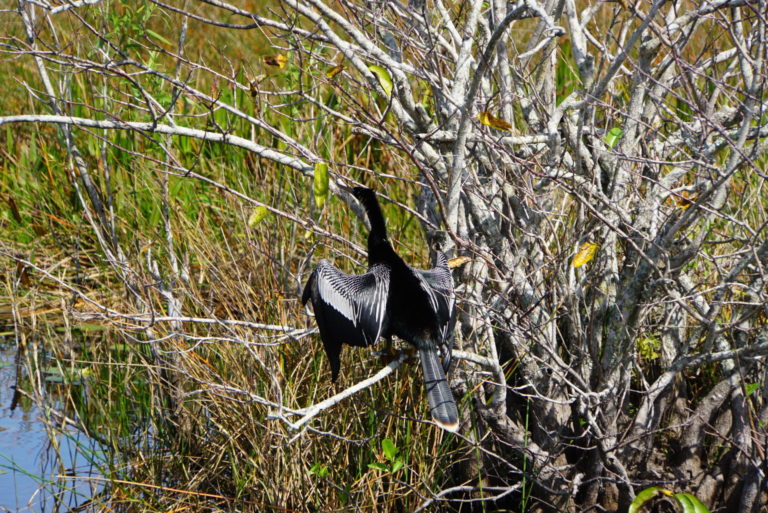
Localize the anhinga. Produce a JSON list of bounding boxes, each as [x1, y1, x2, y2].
[[302, 187, 459, 432]]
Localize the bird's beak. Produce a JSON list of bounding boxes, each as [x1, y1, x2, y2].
[[335, 180, 354, 194]]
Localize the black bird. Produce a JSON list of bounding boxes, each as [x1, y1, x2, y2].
[[302, 187, 459, 431]]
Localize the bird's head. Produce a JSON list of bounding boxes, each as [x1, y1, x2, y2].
[[351, 187, 377, 207]]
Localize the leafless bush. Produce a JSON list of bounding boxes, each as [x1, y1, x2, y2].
[[2, 0, 767, 511]]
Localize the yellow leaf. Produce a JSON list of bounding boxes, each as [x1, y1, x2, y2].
[[368, 65, 393, 97], [326, 64, 345, 79], [674, 190, 697, 210], [265, 54, 287, 68], [572, 242, 599, 268], [447, 256, 471, 269], [478, 111, 512, 131], [247, 206, 269, 227]]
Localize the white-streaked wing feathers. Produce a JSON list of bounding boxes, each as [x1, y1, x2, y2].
[[316, 266, 356, 322], [412, 252, 456, 368], [412, 252, 454, 320], [314, 260, 390, 346], [416, 273, 440, 313]]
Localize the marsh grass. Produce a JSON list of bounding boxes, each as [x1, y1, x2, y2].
[[0, 47, 469, 507]]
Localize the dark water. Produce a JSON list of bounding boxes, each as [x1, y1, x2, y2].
[[0, 345, 102, 511]]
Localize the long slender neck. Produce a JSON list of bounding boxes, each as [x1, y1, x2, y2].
[[357, 190, 387, 240], [353, 188, 394, 265]]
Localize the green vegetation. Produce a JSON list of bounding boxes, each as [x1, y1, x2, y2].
[[629, 487, 711, 513], [1, 1, 766, 512], [0, 7, 457, 511]]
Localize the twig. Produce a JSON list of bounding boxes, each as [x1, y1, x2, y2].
[[276, 350, 411, 430], [0, 114, 313, 175], [414, 484, 521, 512]]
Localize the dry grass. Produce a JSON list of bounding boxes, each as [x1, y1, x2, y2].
[[2, 1, 766, 511], [0, 122, 470, 511]]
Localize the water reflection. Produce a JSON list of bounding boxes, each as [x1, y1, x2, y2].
[[0, 343, 103, 512]]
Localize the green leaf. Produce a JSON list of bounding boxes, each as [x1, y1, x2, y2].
[[382, 438, 398, 461], [637, 335, 661, 361], [43, 366, 91, 384], [313, 162, 329, 209], [604, 127, 623, 149], [247, 206, 269, 227], [391, 459, 404, 473], [43, 367, 63, 376], [368, 462, 388, 472], [745, 382, 759, 396], [673, 493, 710, 513], [674, 493, 695, 513], [368, 65, 393, 97], [309, 462, 329, 478], [629, 486, 664, 513], [338, 484, 350, 504]]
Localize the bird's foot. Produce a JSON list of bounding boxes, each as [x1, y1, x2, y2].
[[372, 344, 401, 363]]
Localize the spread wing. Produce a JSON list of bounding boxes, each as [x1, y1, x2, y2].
[[302, 260, 390, 380], [412, 252, 456, 372]]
